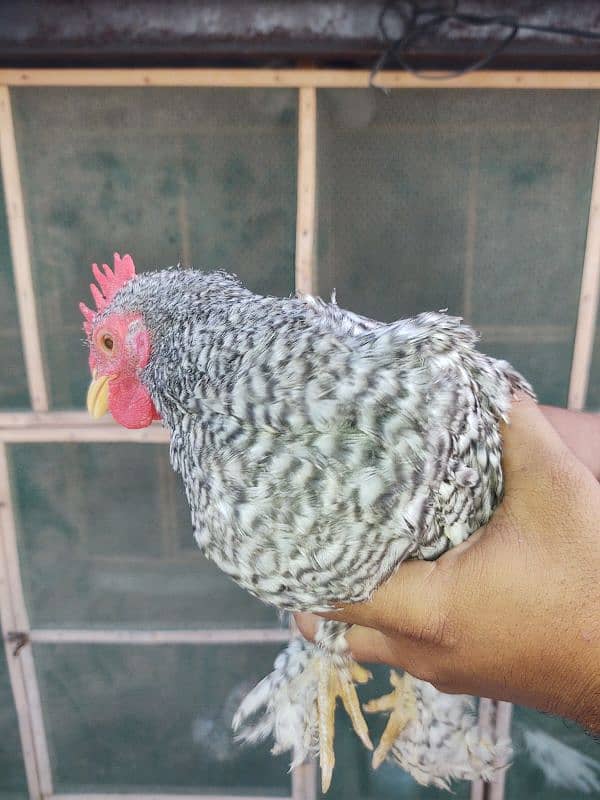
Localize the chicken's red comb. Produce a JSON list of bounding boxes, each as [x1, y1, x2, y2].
[[80, 253, 136, 335]]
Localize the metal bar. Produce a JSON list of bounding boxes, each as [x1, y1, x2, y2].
[[2, 0, 599, 69], [569, 122, 600, 410], [295, 87, 317, 295], [30, 628, 290, 644], [0, 444, 52, 796], [0, 86, 48, 410], [2, 69, 600, 89]]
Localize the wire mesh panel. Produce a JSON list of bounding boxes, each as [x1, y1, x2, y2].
[[0, 647, 28, 800], [316, 89, 600, 405], [0, 157, 29, 410], [34, 642, 289, 795], [10, 87, 297, 410], [9, 443, 281, 630]]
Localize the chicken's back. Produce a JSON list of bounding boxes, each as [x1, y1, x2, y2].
[[164, 289, 531, 612]]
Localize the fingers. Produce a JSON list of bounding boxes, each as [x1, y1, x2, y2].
[[294, 611, 320, 640], [345, 624, 402, 665], [294, 611, 390, 662], [294, 557, 448, 649], [501, 395, 575, 490], [294, 612, 437, 678]]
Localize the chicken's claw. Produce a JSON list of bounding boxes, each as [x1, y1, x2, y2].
[[364, 670, 417, 770], [317, 658, 373, 792]]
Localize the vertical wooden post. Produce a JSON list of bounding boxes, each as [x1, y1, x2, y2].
[[0, 86, 49, 411], [569, 122, 600, 410], [488, 702, 513, 800], [291, 86, 318, 800], [295, 87, 318, 296], [0, 444, 53, 797], [470, 698, 494, 800]]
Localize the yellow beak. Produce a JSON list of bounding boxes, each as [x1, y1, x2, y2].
[[86, 371, 111, 419]]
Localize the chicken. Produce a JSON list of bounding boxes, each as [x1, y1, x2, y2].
[[81, 253, 531, 791]]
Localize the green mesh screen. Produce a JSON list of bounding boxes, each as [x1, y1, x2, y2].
[[34, 642, 289, 794], [505, 706, 600, 798], [10, 443, 280, 629], [0, 152, 29, 409], [11, 87, 297, 409], [316, 90, 599, 406]]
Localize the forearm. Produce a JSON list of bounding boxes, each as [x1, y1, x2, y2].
[[541, 405, 600, 480]]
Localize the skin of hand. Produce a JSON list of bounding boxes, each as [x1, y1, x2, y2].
[[296, 396, 600, 735], [540, 404, 600, 481]]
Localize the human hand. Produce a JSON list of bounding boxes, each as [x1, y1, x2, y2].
[[296, 396, 600, 733], [540, 404, 600, 481]]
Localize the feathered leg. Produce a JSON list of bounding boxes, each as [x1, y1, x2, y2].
[[365, 671, 512, 790], [232, 619, 372, 792]]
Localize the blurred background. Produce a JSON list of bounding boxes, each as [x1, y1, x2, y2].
[[0, 3, 599, 800]]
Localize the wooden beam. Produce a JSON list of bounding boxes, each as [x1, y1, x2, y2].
[[289, 618, 317, 800], [30, 628, 290, 645], [0, 412, 170, 442], [0, 445, 43, 798], [0, 86, 48, 411], [569, 122, 600, 410], [2, 69, 600, 89], [0, 445, 52, 797], [292, 88, 319, 800], [52, 795, 291, 800], [488, 702, 513, 800], [295, 87, 317, 295], [470, 698, 494, 800]]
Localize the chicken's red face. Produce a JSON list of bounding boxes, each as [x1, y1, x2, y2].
[[80, 253, 160, 429]]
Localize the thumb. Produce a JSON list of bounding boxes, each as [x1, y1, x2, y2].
[[500, 395, 573, 495]]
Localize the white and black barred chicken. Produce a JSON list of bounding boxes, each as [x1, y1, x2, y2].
[[81, 254, 532, 791]]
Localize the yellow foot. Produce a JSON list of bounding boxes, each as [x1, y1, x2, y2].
[[364, 670, 418, 770], [317, 659, 373, 792]]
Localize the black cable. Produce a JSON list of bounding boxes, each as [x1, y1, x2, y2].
[[371, 0, 600, 87]]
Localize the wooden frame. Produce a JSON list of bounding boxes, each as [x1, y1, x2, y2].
[[569, 122, 600, 410], [0, 67, 599, 800], [0, 445, 53, 796], [52, 795, 291, 800], [0, 87, 48, 411], [1, 69, 600, 89], [29, 629, 290, 645]]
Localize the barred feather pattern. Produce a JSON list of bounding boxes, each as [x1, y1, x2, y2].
[[100, 268, 532, 786], [387, 676, 512, 790]]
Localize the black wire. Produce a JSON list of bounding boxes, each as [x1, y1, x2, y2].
[[371, 0, 600, 87]]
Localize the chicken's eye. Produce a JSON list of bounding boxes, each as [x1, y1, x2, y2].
[[100, 333, 114, 353]]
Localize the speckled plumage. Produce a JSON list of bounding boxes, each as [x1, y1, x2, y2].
[[97, 266, 531, 788]]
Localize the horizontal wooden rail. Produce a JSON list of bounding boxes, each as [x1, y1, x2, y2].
[[0, 412, 169, 442], [53, 795, 291, 800], [29, 628, 290, 645], [1, 69, 600, 89]]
